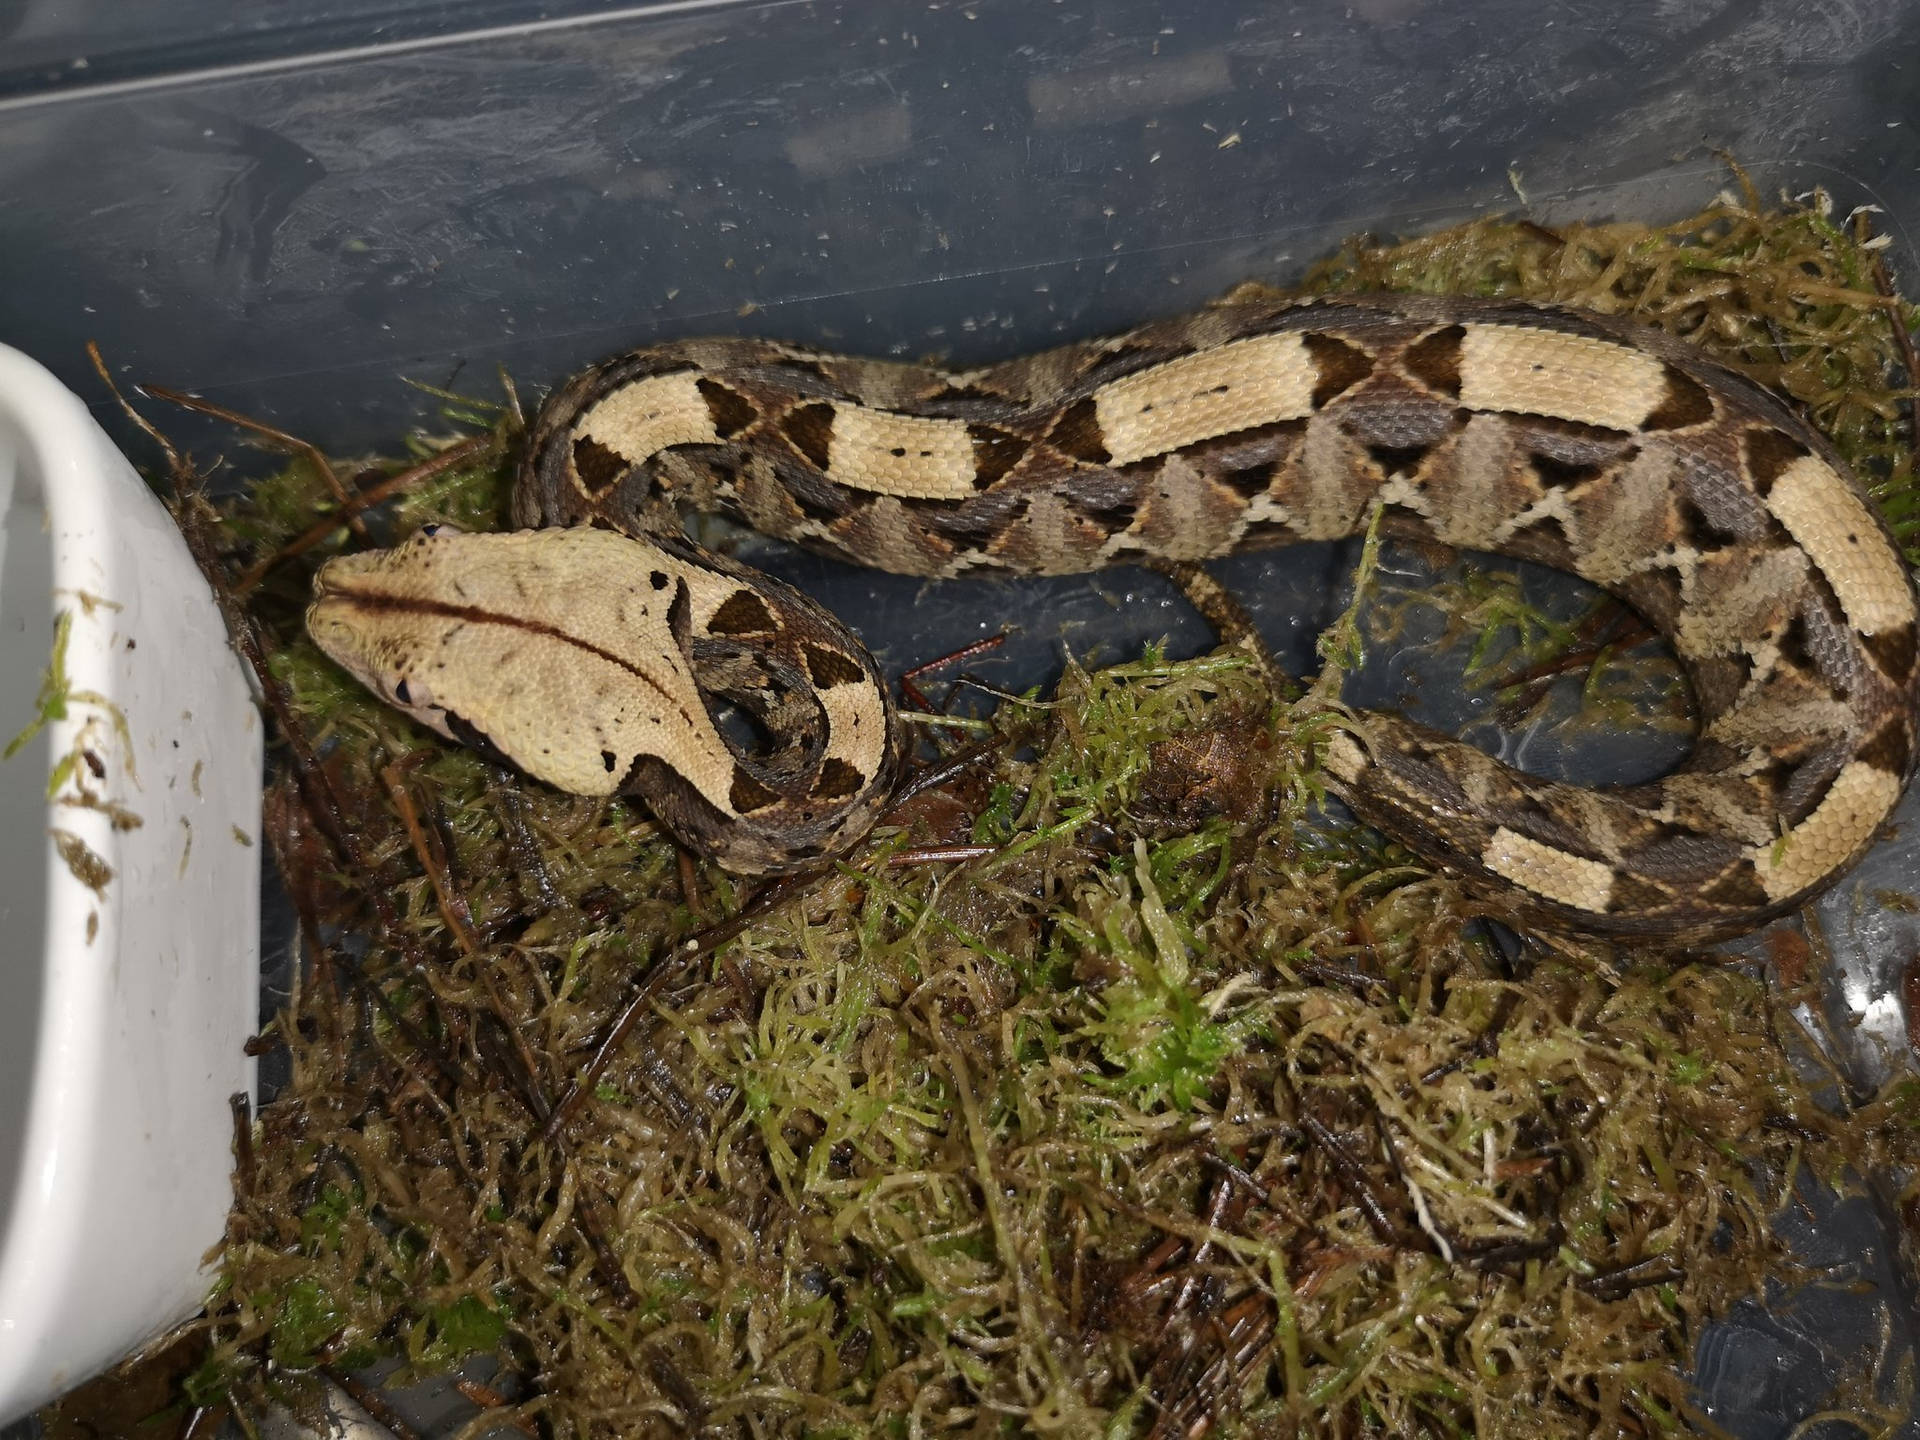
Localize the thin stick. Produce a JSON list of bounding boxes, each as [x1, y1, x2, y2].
[[492, 775, 564, 913], [323, 1369, 428, 1440], [898, 631, 1009, 711], [472, 1014, 637, 1306], [234, 432, 495, 592], [883, 739, 1000, 814], [451, 1380, 540, 1439], [380, 760, 483, 956], [535, 870, 822, 1146], [885, 844, 998, 866], [1302, 1115, 1401, 1246], [140, 383, 372, 543], [86, 342, 188, 482], [1860, 206, 1920, 453], [229, 1091, 255, 1197]]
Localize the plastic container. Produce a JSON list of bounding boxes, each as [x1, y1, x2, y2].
[[0, 346, 260, 1422], [3, 0, 1919, 1431]]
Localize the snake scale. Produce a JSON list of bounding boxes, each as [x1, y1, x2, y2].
[[307, 292, 1920, 943]]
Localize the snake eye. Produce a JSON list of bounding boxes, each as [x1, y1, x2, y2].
[[394, 679, 414, 706]]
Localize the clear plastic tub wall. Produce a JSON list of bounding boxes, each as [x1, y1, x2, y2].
[[5, 1, 1920, 1433]]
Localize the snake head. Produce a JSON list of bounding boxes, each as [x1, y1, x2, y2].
[[305, 530, 467, 741]]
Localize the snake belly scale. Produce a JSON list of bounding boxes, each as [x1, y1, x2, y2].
[[306, 292, 1920, 943]]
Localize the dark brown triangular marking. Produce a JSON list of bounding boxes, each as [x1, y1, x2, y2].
[[1047, 396, 1111, 464], [1365, 442, 1432, 479], [1743, 426, 1811, 495], [901, 494, 999, 544], [928, 381, 1008, 405], [1690, 651, 1757, 717], [730, 766, 781, 814], [708, 588, 779, 637], [1748, 751, 1798, 804], [1673, 495, 1739, 550], [969, 427, 1030, 487], [1781, 756, 1842, 824], [1857, 713, 1913, 776], [804, 644, 866, 688], [1863, 620, 1917, 684], [1401, 324, 1464, 398], [1622, 566, 1684, 633], [1218, 462, 1277, 500], [1643, 366, 1715, 430], [813, 757, 865, 800], [1504, 511, 1574, 560], [1303, 332, 1375, 408], [1514, 797, 1606, 860], [1606, 871, 1674, 913], [1803, 565, 1848, 632], [650, 570, 670, 591], [572, 435, 630, 492], [786, 466, 855, 524], [919, 391, 1012, 423], [1074, 493, 1138, 530], [770, 357, 835, 386], [1531, 453, 1604, 490], [1176, 419, 1309, 475], [698, 378, 758, 439], [1697, 860, 1772, 909], [784, 403, 836, 470], [1773, 611, 1817, 676]]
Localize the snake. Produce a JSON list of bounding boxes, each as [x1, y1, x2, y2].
[[306, 291, 1920, 943]]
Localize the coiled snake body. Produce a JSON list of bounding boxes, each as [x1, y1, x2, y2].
[[308, 293, 1920, 943]]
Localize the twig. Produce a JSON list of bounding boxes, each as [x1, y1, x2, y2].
[[233, 432, 496, 593], [229, 1092, 255, 1197], [1488, 600, 1652, 697], [1302, 1115, 1401, 1245], [1578, 1256, 1685, 1301], [885, 844, 998, 866], [1859, 206, 1920, 451], [1295, 959, 1392, 997], [535, 869, 822, 1146], [140, 383, 372, 543], [451, 1380, 540, 1439], [87, 342, 187, 480], [676, 848, 709, 921], [473, 1015, 636, 1306], [91, 359, 448, 977], [883, 739, 1000, 814], [1419, 989, 1520, 1087], [323, 1369, 428, 1440], [898, 631, 1009, 712], [380, 759, 483, 956], [491, 774, 564, 913]]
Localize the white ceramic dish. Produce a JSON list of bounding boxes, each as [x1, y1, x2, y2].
[[0, 344, 259, 1421]]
